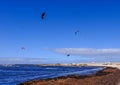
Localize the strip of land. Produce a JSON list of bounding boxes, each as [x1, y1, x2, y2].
[[18, 67, 120, 85]]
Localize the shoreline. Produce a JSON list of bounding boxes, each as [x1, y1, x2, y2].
[[18, 67, 120, 85]]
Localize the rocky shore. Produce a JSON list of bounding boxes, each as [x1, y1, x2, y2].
[[18, 67, 120, 85]]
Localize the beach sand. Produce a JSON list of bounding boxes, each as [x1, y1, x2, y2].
[[18, 67, 120, 85]]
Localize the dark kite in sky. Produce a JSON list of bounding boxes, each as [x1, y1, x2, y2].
[[75, 30, 79, 35], [21, 47, 26, 50], [67, 54, 70, 57], [41, 12, 46, 20]]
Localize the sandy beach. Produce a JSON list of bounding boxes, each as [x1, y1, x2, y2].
[[18, 66, 120, 85]]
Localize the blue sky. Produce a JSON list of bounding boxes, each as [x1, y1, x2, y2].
[[0, 0, 120, 64]]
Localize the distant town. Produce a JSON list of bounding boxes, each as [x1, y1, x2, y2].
[[1, 62, 120, 68]]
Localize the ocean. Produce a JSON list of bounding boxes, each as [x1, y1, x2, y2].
[[0, 64, 103, 85]]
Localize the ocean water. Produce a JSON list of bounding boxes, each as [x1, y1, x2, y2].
[[0, 64, 103, 85]]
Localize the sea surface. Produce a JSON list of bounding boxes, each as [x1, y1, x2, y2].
[[0, 64, 103, 85]]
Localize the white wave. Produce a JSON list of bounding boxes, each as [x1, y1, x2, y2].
[[45, 68, 57, 70], [52, 67, 104, 78]]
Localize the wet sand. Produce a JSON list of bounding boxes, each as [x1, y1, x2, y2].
[[18, 67, 120, 85]]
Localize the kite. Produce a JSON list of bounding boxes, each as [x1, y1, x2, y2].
[[21, 47, 26, 50], [67, 54, 70, 57], [75, 30, 79, 35], [41, 12, 46, 20]]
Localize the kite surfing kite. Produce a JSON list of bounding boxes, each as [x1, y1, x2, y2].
[[67, 54, 70, 57], [75, 30, 79, 35], [21, 47, 26, 50], [41, 12, 46, 20]]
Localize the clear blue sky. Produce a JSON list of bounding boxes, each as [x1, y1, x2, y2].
[[0, 0, 120, 64]]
